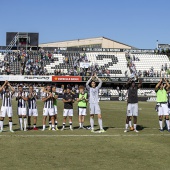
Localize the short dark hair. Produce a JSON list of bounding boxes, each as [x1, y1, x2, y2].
[[67, 86, 72, 90], [18, 85, 23, 88], [91, 81, 96, 84], [52, 85, 56, 88]]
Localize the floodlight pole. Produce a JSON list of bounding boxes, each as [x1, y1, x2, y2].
[[156, 40, 159, 49]]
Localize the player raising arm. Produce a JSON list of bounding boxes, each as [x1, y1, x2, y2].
[[0, 81, 15, 132], [86, 73, 105, 133], [155, 78, 170, 132], [124, 78, 142, 133]]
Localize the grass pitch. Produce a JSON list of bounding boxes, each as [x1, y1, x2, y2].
[[0, 100, 169, 170]]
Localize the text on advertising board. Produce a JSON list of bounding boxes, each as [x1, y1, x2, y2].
[[52, 76, 82, 82], [24, 76, 50, 80], [0, 75, 52, 82]]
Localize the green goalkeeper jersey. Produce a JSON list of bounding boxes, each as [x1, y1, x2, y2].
[[53, 92, 58, 106]]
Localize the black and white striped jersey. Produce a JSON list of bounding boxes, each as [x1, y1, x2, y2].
[[167, 92, 170, 108], [28, 92, 37, 109], [17, 92, 28, 108], [42, 92, 54, 108], [1, 90, 13, 107]]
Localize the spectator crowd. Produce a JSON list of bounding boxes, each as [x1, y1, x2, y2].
[[0, 49, 170, 78], [126, 54, 170, 78]]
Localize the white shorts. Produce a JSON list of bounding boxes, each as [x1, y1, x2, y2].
[[158, 103, 169, 116], [89, 103, 101, 115], [54, 106, 58, 114], [127, 103, 138, 116], [28, 109, 38, 117], [63, 109, 73, 117], [0, 106, 13, 117], [78, 108, 87, 116], [18, 108, 27, 116], [43, 108, 55, 116]]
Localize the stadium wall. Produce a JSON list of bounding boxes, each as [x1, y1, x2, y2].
[[0, 75, 164, 83]]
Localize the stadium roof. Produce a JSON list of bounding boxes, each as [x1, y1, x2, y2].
[[39, 36, 135, 49]]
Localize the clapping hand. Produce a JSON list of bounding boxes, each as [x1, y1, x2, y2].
[[49, 93, 53, 98], [7, 81, 11, 86], [5, 80, 8, 85], [160, 78, 163, 82], [18, 93, 22, 98], [91, 72, 96, 80], [30, 92, 35, 98]]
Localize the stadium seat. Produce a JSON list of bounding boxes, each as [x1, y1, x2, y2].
[[132, 54, 170, 74]]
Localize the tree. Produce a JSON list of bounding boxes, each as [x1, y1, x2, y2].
[[161, 48, 165, 54]]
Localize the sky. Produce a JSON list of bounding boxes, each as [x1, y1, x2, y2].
[[0, 0, 170, 49]]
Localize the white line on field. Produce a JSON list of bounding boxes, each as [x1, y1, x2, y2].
[[111, 128, 159, 129], [0, 134, 170, 137]]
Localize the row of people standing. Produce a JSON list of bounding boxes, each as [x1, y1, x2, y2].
[[0, 74, 105, 133], [1, 76, 169, 133], [124, 78, 170, 132]]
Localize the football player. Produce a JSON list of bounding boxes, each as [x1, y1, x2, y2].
[[48, 85, 59, 130], [77, 85, 88, 129], [155, 78, 170, 132], [16, 84, 28, 131], [0, 80, 15, 132], [42, 84, 56, 131], [124, 78, 142, 133], [61, 86, 75, 131], [27, 85, 38, 130], [86, 73, 105, 133]]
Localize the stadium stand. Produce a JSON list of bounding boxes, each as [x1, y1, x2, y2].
[[86, 52, 128, 77], [45, 52, 80, 74], [0, 53, 5, 73], [43, 52, 129, 77], [131, 54, 170, 77], [1, 51, 170, 78]]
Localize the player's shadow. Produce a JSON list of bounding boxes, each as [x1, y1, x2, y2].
[[74, 125, 98, 130], [14, 128, 22, 132], [37, 125, 43, 129], [94, 127, 109, 131], [136, 125, 145, 131], [103, 127, 109, 131], [4, 123, 17, 127], [58, 125, 70, 130], [104, 126, 114, 130]]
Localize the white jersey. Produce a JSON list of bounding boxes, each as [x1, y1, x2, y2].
[[28, 92, 37, 109], [86, 78, 102, 104], [17, 92, 28, 108], [1, 90, 13, 107], [42, 92, 54, 108]]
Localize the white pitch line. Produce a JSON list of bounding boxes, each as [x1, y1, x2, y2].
[[0, 134, 170, 137], [110, 127, 159, 130]]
